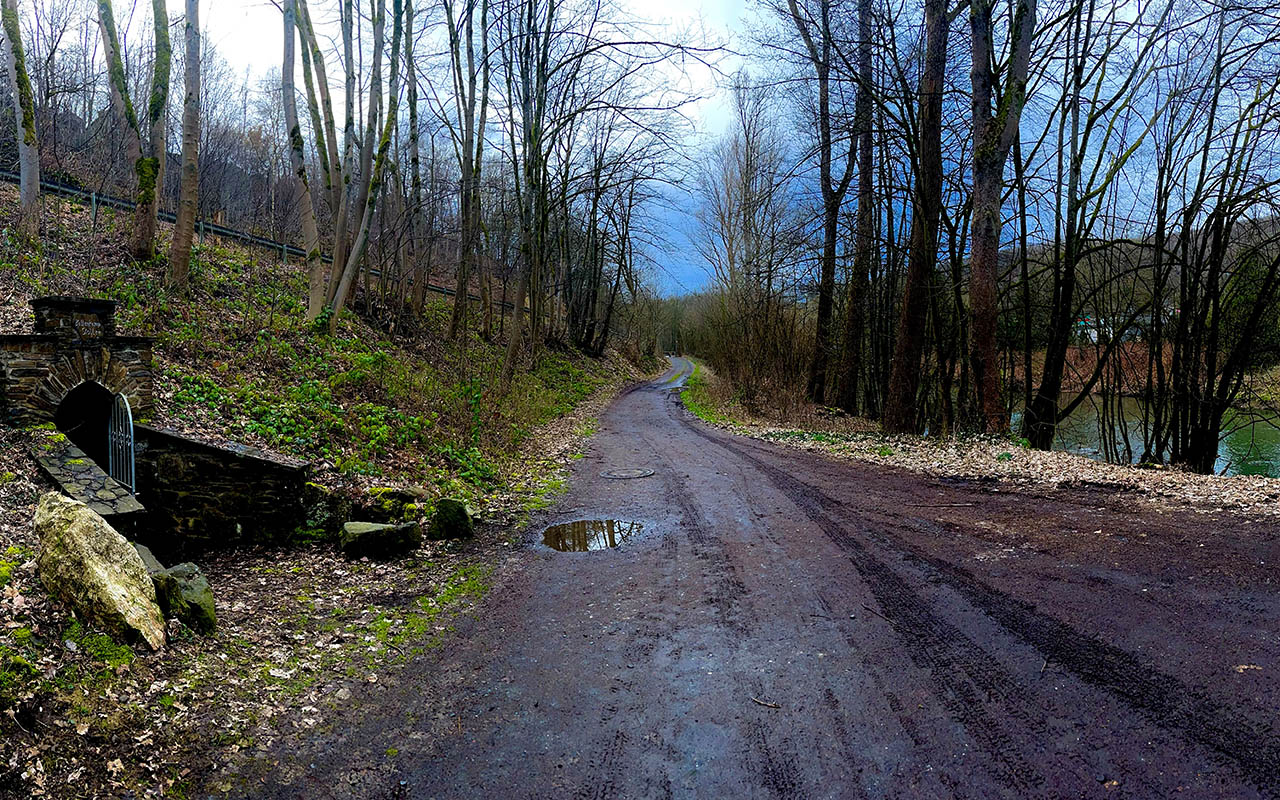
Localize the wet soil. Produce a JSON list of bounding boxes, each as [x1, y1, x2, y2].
[[228, 357, 1280, 799]]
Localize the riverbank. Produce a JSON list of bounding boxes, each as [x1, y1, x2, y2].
[[680, 362, 1280, 518]]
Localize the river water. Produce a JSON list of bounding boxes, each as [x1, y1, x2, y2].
[[1014, 398, 1280, 477]]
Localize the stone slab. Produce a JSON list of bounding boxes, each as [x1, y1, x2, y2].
[[36, 442, 146, 517]]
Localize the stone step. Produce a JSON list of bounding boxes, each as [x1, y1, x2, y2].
[[36, 441, 145, 519]]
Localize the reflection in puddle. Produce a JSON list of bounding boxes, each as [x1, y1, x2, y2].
[[542, 519, 643, 552]]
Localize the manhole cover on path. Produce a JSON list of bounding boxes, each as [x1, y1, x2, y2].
[[543, 519, 644, 551], [600, 468, 655, 479]]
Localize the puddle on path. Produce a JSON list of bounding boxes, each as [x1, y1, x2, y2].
[[542, 519, 644, 552]]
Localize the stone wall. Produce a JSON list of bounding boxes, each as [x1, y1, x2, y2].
[[0, 338, 154, 426], [134, 426, 310, 555], [0, 297, 153, 426]]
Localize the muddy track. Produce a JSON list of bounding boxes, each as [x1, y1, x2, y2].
[[228, 359, 1280, 799]]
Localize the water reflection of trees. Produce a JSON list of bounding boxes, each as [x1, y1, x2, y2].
[[543, 520, 644, 552]]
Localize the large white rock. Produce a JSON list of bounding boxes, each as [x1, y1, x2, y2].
[[35, 493, 166, 651]]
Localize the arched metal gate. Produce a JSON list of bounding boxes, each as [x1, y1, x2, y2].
[[107, 393, 135, 491]]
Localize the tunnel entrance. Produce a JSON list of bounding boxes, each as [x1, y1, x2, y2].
[[55, 381, 115, 468]]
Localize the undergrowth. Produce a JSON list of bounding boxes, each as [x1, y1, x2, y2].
[[2, 209, 629, 491]]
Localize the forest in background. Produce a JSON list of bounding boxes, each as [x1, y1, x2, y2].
[[0, 0, 701, 381], [668, 0, 1280, 475]]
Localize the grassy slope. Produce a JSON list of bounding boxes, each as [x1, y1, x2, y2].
[[0, 186, 654, 797], [0, 184, 645, 504]]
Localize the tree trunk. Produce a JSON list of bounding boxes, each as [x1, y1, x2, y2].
[[96, 1, 145, 246], [836, 0, 873, 415], [2, 0, 38, 238], [446, 0, 491, 341], [790, 0, 855, 405], [167, 0, 200, 292], [883, 0, 950, 434], [328, 0, 403, 334], [968, 0, 1035, 433], [0, 1, 38, 235], [133, 0, 169, 261], [283, 0, 325, 320]]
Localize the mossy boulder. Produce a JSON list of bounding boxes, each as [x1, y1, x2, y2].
[[153, 563, 217, 634], [427, 499, 474, 541], [34, 493, 165, 650], [300, 482, 352, 541], [360, 486, 430, 524], [339, 521, 422, 560]]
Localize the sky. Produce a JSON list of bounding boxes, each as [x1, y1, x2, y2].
[[198, 0, 753, 295]]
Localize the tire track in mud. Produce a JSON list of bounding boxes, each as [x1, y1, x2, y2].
[[677, 420, 1056, 793], [569, 379, 752, 799], [682, 417, 1280, 796], [636, 397, 754, 636], [573, 729, 629, 800]]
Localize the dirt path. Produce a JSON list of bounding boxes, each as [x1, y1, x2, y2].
[[228, 358, 1280, 799]]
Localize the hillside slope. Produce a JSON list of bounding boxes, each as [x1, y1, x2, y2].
[[0, 186, 652, 797]]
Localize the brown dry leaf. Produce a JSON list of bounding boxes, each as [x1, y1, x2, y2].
[[1233, 664, 1262, 673]]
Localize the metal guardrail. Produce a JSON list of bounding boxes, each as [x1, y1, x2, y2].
[[0, 168, 513, 312]]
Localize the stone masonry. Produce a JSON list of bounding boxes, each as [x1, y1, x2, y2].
[[0, 297, 154, 426]]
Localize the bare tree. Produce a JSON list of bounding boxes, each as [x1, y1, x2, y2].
[[167, 0, 200, 292], [327, 0, 405, 333], [884, 0, 951, 433], [2, 0, 39, 237], [784, 0, 855, 404], [282, 0, 324, 319], [835, 0, 872, 414], [441, 0, 491, 340], [966, 0, 1034, 432]]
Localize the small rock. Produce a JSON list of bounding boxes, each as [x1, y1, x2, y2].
[[338, 521, 423, 560], [133, 543, 165, 575], [34, 493, 165, 650], [153, 563, 217, 634], [427, 499, 474, 541]]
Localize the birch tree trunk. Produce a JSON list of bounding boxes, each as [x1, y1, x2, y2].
[[167, 0, 200, 292], [2, 0, 38, 237], [283, 0, 325, 320]]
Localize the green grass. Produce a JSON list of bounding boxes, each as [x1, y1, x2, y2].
[[680, 364, 731, 425], [0, 545, 29, 588], [28, 238, 629, 490]]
